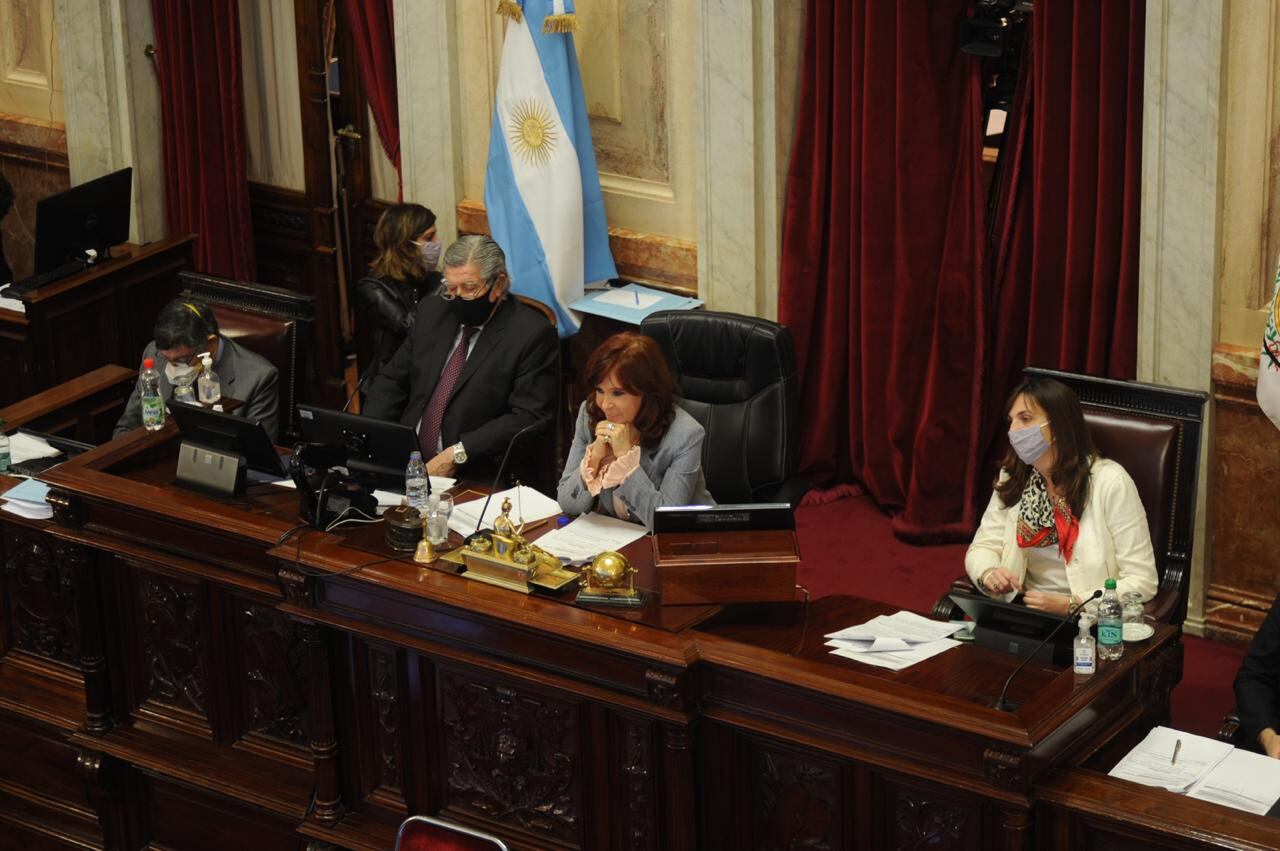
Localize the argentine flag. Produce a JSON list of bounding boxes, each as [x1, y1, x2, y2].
[[484, 0, 616, 337]]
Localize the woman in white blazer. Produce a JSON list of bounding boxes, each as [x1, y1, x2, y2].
[[966, 377, 1158, 615], [558, 332, 714, 530]]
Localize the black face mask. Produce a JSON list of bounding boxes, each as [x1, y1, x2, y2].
[[452, 294, 496, 327]]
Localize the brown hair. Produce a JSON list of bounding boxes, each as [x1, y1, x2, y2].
[[995, 377, 1097, 517], [370, 203, 436, 283], [583, 332, 677, 448]]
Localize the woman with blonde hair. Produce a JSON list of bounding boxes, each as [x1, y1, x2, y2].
[[357, 203, 440, 386]]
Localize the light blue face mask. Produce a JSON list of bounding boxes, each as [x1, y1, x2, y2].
[[1008, 421, 1051, 465]]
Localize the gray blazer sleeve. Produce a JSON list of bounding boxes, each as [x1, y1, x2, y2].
[[240, 366, 280, 442], [556, 403, 598, 516], [613, 414, 708, 530]]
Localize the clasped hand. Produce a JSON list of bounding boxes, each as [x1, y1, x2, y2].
[[587, 420, 634, 471]]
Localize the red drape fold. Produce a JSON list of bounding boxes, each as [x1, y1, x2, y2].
[[779, 0, 986, 541], [150, 0, 255, 280], [340, 0, 401, 196]]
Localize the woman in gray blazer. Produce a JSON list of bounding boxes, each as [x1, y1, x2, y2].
[[557, 332, 714, 530]]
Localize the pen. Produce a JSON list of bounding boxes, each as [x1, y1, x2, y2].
[[1171, 738, 1182, 765], [633, 289, 640, 306]]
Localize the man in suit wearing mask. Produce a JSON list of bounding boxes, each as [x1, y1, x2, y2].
[[362, 235, 558, 481], [114, 298, 280, 440]]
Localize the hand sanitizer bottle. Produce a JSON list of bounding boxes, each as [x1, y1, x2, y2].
[[197, 352, 221, 404], [1073, 615, 1096, 676]]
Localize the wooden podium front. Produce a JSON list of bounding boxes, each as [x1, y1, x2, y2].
[[0, 429, 1185, 850]]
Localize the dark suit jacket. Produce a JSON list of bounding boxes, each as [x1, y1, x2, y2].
[[113, 336, 281, 441], [362, 295, 558, 479], [1235, 592, 1280, 750]]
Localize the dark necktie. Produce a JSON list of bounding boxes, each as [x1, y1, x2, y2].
[[419, 325, 476, 456]]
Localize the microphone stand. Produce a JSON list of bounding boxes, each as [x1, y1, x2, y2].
[[467, 422, 541, 543], [992, 589, 1103, 712]]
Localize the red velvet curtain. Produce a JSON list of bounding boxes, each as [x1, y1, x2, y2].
[[778, 0, 987, 540], [981, 1, 1145, 470], [150, 0, 255, 280], [340, 0, 401, 195]]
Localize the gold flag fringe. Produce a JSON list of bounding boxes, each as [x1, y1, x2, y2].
[[542, 13, 577, 34], [496, 0, 523, 23]]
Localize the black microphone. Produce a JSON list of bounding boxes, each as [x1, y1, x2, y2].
[[992, 589, 1103, 712], [468, 422, 542, 540], [341, 373, 369, 413]]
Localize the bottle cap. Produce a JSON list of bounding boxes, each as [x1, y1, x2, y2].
[[1104, 578, 1117, 589], [143, 357, 154, 369]]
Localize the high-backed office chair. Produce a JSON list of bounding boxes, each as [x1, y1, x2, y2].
[[394, 815, 509, 850], [933, 367, 1208, 626], [178, 271, 316, 441], [510, 294, 562, 491], [640, 309, 808, 506]]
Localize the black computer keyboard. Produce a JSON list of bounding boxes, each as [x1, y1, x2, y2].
[[6, 259, 89, 295]]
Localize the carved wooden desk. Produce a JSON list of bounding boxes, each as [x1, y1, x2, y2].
[[0, 431, 1182, 850]]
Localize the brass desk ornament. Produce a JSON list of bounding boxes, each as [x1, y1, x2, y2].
[[384, 504, 423, 552], [413, 512, 436, 564], [577, 550, 645, 607]]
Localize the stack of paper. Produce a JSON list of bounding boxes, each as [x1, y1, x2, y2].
[[568, 283, 703, 324], [1108, 727, 1234, 793], [1, 478, 53, 520], [825, 611, 964, 671], [9, 432, 62, 465], [1187, 748, 1280, 815], [532, 512, 649, 564], [0, 284, 25, 314], [449, 485, 563, 537]]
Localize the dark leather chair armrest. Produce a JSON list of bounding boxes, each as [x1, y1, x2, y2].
[[1219, 708, 1243, 746], [1145, 586, 1179, 625], [765, 477, 811, 510], [932, 574, 976, 620]]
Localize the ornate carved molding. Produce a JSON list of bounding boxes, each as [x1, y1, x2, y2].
[[894, 793, 967, 851], [983, 747, 1024, 791], [644, 668, 681, 710], [240, 601, 309, 746], [369, 647, 401, 793], [752, 746, 837, 851], [620, 719, 655, 851], [278, 565, 315, 608], [302, 621, 345, 824], [138, 573, 206, 716], [441, 670, 580, 843], [4, 528, 79, 665]]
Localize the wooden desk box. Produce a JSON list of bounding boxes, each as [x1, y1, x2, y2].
[[652, 528, 800, 605]]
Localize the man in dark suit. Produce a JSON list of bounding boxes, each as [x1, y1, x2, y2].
[[363, 235, 558, 481], [1235, 592, 1280, 757], [114, 298, 280, 440]]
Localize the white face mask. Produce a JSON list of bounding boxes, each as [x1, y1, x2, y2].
[[165, 361, 199, 384]]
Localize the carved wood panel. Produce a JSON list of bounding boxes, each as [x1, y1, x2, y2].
[[2, 525, 78, 666], [438, 667, 582, 846], [137, 571, 207, 717], [882, 778, 981, 851], [235, 598, 309, 747], [368, 644, 403, 795], [747, 739, 843, 851], [613, 715, 656, 850]]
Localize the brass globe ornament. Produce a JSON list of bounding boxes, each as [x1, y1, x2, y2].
[[577, 550, 644, 607]]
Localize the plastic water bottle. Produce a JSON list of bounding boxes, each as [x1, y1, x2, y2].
[[197, 352, 221, 404], [1073, 615, 1096, 675], [405, 451, 429, 513], [139, 357, 165, 431], [1097, 578, 1124, 661], [0, 417, 10, 473]]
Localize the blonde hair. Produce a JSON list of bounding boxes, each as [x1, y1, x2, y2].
[[370, 203, 436, 283]]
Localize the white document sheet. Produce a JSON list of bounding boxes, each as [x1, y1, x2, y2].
[[1187, 748, 1280, 815], [1, 478, 53, 519], [1107, 727, 1234, 793], [532, 512, 649, 563], [826, 637, 960, 671], [825, 611, 963, 648], [270, 478, 456, 510], [0, 285, 25, 314], [449, 485, 563, 537], [9, 432, 62, 465], [594, 288, 662, 310]]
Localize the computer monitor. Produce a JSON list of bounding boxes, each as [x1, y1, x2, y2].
[[168, 402, 286, 480], [296, 404, 419, 489], [948, 590, 1076, 665], [34, 167, 133, 274]]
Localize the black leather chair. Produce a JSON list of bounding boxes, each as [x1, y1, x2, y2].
[[640, 310, 808, 506], [178, 271, 316, 441], [933, 367, 1208, 626]]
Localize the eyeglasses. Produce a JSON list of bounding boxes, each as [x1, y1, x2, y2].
[[161, 347, 210, 367], [437, 278, 492, 302]]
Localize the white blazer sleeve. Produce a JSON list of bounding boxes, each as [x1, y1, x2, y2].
[[1092, 465, 1159, 602], [966, 488, 1011, 593]]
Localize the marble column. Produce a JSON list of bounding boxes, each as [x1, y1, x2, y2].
[[54, 0, 165, 244], [692, 0, 784, 319], [392, 0, 464, 245], [1137, 0, 1225, 634]]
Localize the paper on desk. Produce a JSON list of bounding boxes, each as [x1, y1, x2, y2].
[[532, 511, 648, 563], [270, 477, 456, 508], [1108, 726, 1233, 793], [0, 284, 25, 314], [825, 610, 962, 647], [1, 478, 53, 519], [449, 485, 562, 537], [593, 288, 663, 310], [9, 432, 62, 465], [826, 637, 960, 671], [1187, 748, 1280, 815]]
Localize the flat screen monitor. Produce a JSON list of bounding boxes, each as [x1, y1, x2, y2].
[[296, 404, 418, 489], [168, 402, 286, 479], [34, 167, 133, 274], [948, 590, 1076, 664]]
